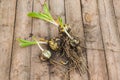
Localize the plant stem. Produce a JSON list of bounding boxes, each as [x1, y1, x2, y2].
[[50, 20, 59, 26], [33, 37, 45, 51], [36, 40, 44, 51], [38, 41, 47, 44], [51, 21, 73, 40], [64, 28, 73, 40]]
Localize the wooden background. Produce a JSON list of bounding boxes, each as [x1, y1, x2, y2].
[[0, 0, 120, 80]]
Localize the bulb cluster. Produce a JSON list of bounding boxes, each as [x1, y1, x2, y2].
[[17, 3, 87, 75]]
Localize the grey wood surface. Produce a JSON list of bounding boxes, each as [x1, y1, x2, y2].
[[0, 0, 120, 80]]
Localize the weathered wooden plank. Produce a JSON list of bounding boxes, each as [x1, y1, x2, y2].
[[30, 0, 49, 80], [49, 0, 66, 80], [0, 0, 16, 80], [112, 0, 120, 79], [98, 0, 120, 80], [81, 0, 108, 80], [10, 0, 33, 80], [65, 0, 88, 80], [113, 0, 120, 34]]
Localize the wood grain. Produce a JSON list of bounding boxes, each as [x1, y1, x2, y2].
[[49, 0, 66, 80], [113, 0, 120, 34], [111, 0, 120, 79], [0, 0, 120, 80], [65, 0, 88, 80], [98, 0, 120, 80], [0, 0, 16, 80], [30, 0, 50, 80], [81, 0, 108, 80], [10, 0, 33, 80]]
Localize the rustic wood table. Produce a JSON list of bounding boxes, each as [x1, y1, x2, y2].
[[0, 0, 120, 80]]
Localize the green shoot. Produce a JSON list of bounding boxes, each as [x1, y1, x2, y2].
[[28, 3, 73, 40], [33, 38, 44, 51], [43, 3, 52, 17], [17, 39, 37, 47], [57, 17, 73, 39], [57, 17, 64, 27], [17, 38, 47, 47], [28, 3, 58, 26]]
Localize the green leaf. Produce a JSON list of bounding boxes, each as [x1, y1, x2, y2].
[[43, 3, 49, 14], [28, 12, 41, 18], [27, 3, 55, 25], [17, 38, 32, 43], [17, 38, 37, 47], [58, 17, 64, 27], [19, 42, 36, 47], [28, 12, 53, 23], [43, 3, 52, 18], [39, 13, 52, 21]]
